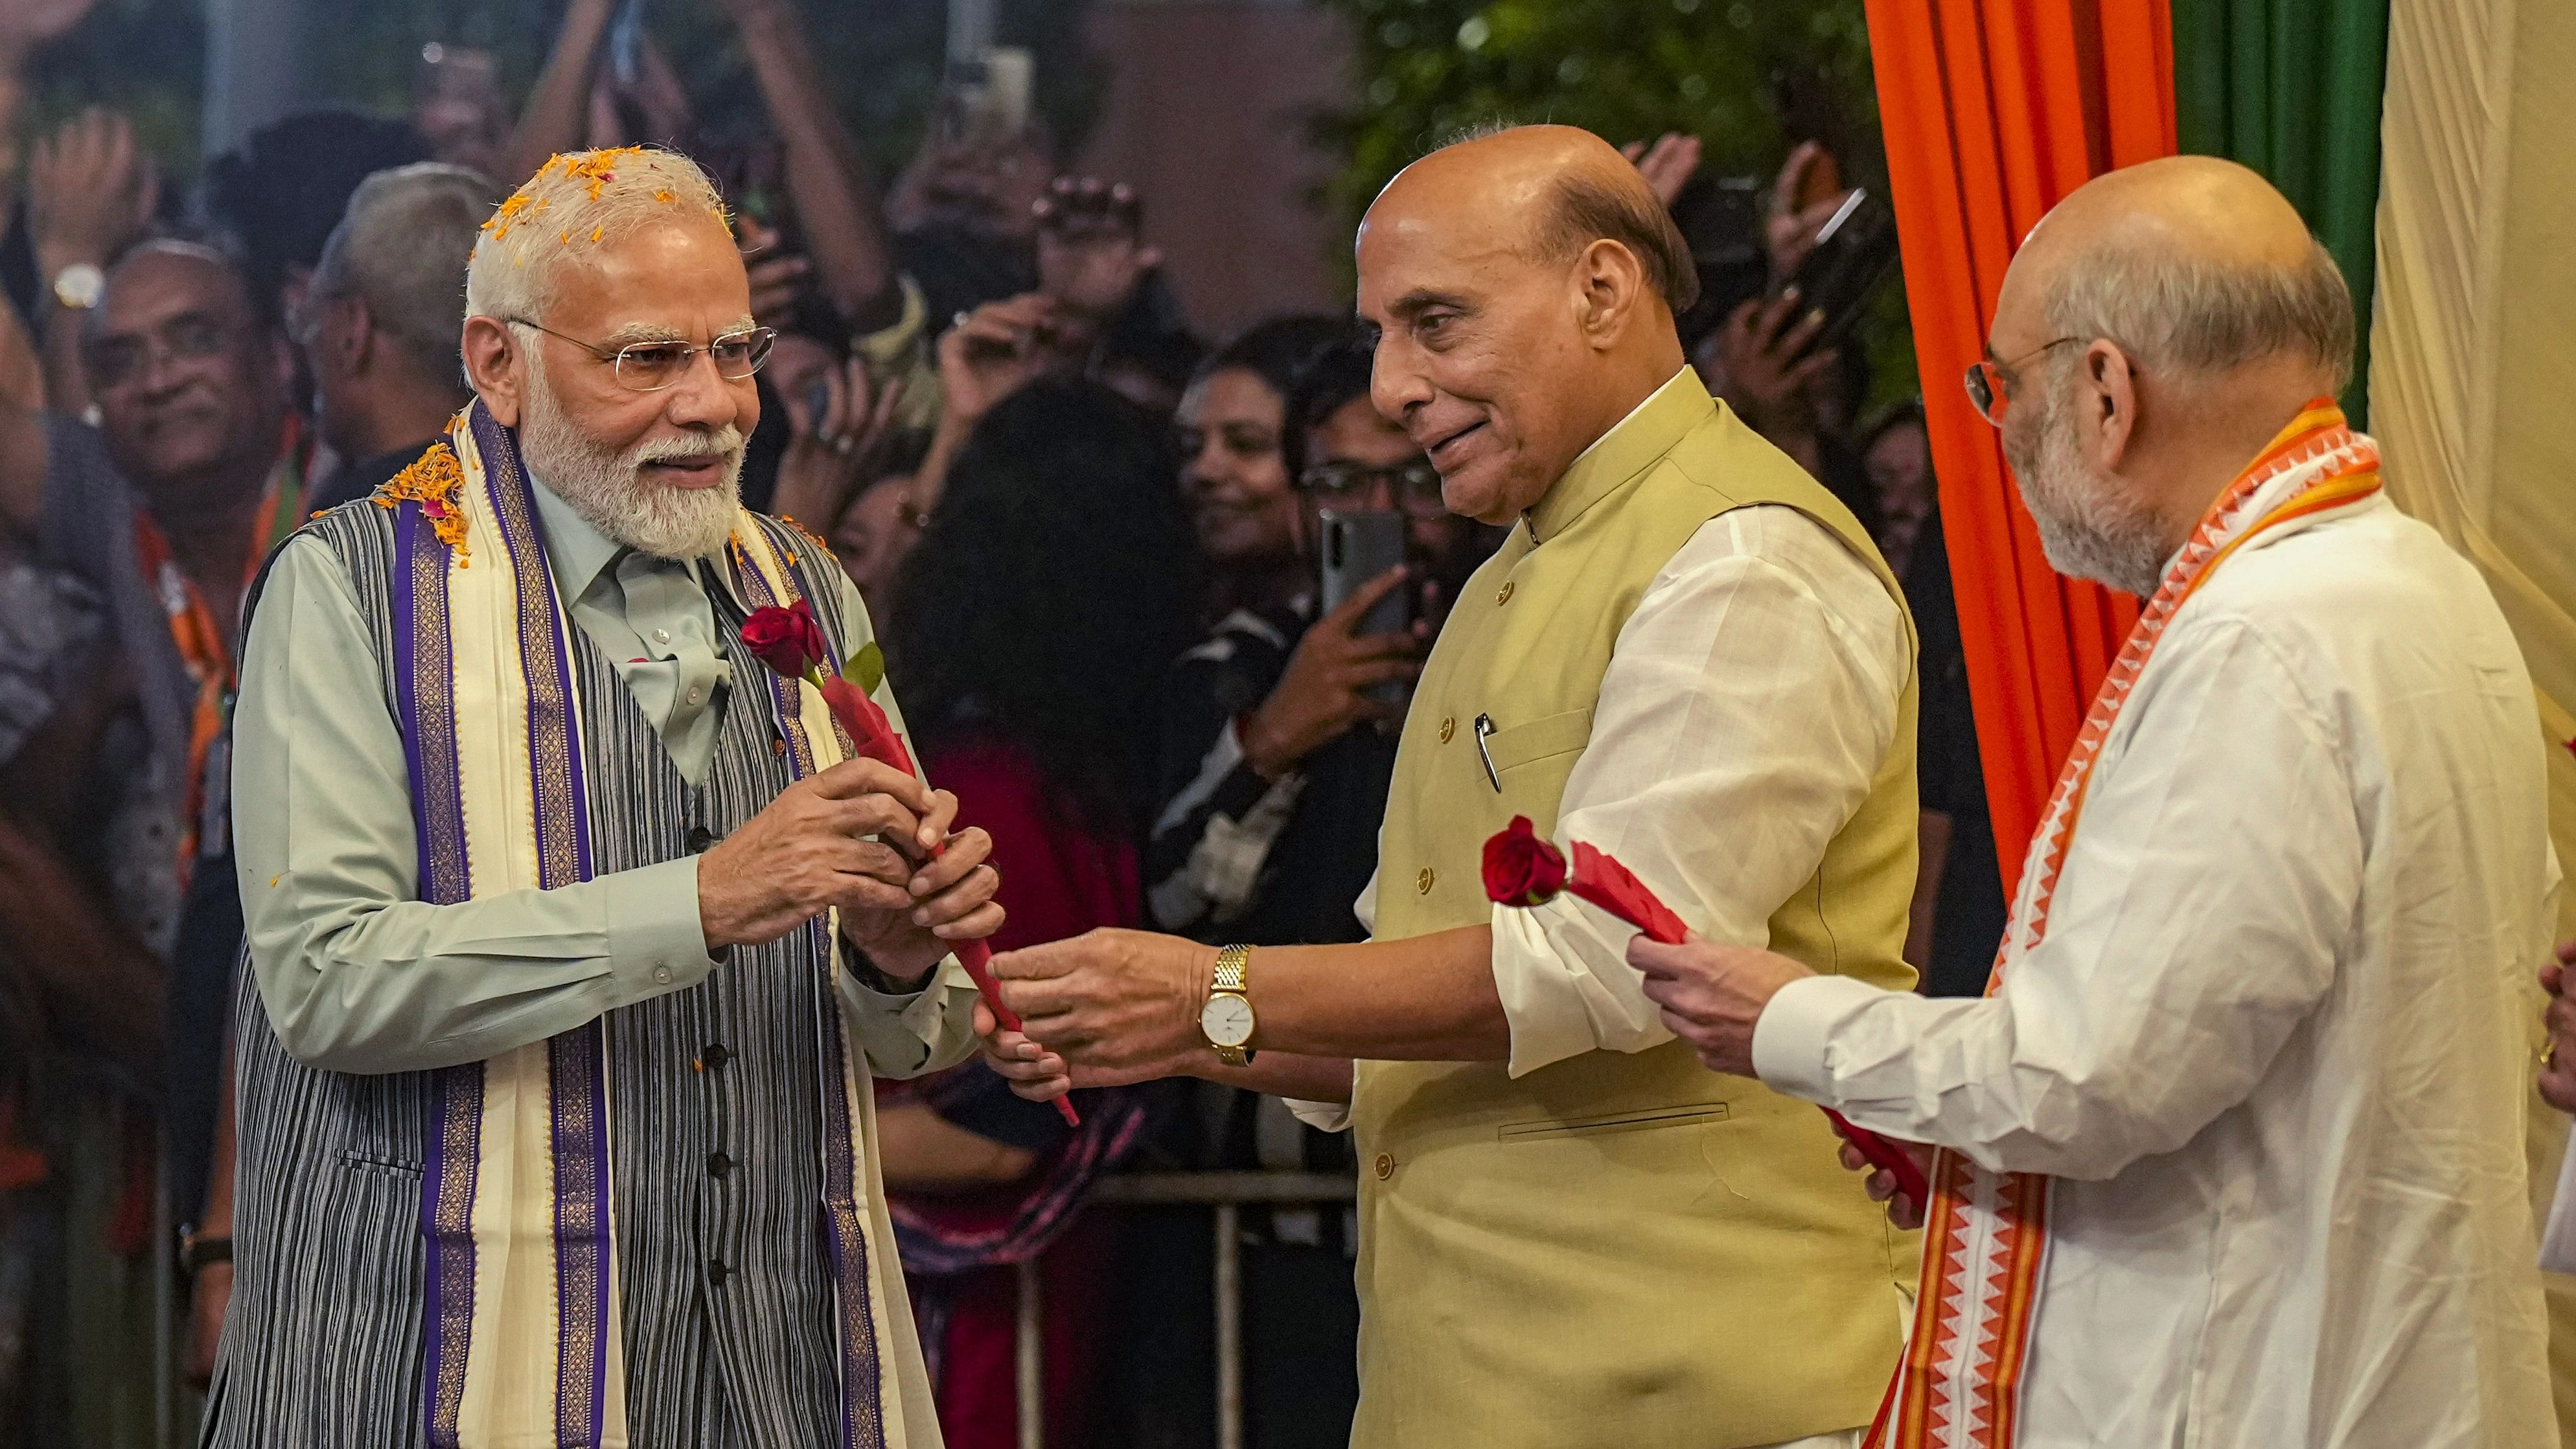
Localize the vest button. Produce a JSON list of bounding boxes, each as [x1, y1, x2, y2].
[[1415, 867, 1435, 895], [1374, 1153, 1394, 1180], [1438, 716, 1455, 743], [685, 825, 717, 854], [1495, 581, 1515, 605]]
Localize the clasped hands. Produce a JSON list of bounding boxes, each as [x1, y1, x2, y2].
[[696, 757, 1003, 985]]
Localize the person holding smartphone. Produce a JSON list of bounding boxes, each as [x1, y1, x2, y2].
[[1147, 324, 1478, 950]]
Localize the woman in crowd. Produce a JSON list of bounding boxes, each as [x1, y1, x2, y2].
[[1167, 315, 1347, 624], [875, 375, 1196, 1449]]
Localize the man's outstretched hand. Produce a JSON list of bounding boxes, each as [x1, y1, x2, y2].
[[1629, 932, 1934, 1227], [1626, 933, 1813, 1078], [976, 928, 1215, 1100]]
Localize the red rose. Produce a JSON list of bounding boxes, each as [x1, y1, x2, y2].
[[741, 600, 827, 679], [1482, 815, 1567, 907]]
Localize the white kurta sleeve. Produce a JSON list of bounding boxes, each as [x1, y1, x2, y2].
[[1491, 506, 1911, 1077], [1752, 614, 2362, 1181]]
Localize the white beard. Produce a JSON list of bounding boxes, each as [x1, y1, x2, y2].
[[2005, 377, 2172, 599], [517, 359, 746, 562]]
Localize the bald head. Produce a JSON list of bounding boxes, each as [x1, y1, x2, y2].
[[1355, 125, 1694, 524], [1986, 158, 2358, 597], [1374, 125, 1699, 314], [1998, 156, 2352, 394]]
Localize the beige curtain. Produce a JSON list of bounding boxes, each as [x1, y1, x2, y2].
[[2372, 0, 2576, 1439]]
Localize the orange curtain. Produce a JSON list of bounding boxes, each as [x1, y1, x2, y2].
[[1863, 0, 2173, 893]]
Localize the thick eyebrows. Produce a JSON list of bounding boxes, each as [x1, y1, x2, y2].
[[593, 315, 757, 346], [599, 320, 690, 346]]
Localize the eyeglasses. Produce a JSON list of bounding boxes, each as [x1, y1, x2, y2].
[[1298, 459, 1445, 517], [85, 312, 235, 391], [1963, 337, 2082, 426], [502, 317, 776, 392]]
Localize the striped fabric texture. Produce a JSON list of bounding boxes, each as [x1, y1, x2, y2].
[[206, 499, 885, 1448]]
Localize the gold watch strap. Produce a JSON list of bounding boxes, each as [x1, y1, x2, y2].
[[1213, 942, 1252, 994], [1212, 944, 1254, 1066]]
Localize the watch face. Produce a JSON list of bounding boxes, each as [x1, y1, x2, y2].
[[1200, 992, 1256, 1048]]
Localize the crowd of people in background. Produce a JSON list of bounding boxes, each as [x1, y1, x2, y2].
[[0, 0, 1999, 1443]]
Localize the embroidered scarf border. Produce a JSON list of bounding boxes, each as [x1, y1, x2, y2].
[[724, 528, 891, 1449], [391, 402, 896, 1449], [1867, 402, 2384, 1449]]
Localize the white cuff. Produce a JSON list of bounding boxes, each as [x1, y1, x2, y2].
[[1284, 1097, 1352, 1132], [1490, 897, 1675, 1078], [1751, 972, 1888, 1103]]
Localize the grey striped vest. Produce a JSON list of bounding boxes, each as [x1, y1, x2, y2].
[[207, 501, 864, 1448]]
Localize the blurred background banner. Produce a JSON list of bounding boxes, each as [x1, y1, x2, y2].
[[2172, 0, 2389, 422], [1860, 0, 2166, 895]]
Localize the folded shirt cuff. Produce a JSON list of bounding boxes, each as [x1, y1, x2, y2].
[[1285, 1097, 1351, 1132], [1751, 972, 1886, 1104], [836, 955, 977, 1077], [1490, 898, 1676, 1078], [603, 857, 721, 1001]]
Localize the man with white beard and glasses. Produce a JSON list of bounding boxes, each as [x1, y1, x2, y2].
[[208, 147, 1002, 1447], [1627, 157, 2557, 1447]]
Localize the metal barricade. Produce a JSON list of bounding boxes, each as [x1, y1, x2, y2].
[[1016, 1171, 1356, 1449]]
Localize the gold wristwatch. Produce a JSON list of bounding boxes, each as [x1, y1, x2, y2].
[[1200, 944, 1258, 1067]]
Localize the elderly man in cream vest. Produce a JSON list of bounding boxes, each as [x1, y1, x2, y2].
[[982, 124, 1920, 1449]]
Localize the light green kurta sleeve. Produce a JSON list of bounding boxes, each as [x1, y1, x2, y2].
[[235, 534, 721, 1075], [236, 526, 981, 1081]]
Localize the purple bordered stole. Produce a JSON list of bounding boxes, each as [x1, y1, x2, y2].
[[383, 400, 898, 1449]]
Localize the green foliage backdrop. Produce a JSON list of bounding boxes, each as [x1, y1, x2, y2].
[[1315, 0, 1876, 218], [23, 0, 203, 162], [1311, 0, 1914, 404]]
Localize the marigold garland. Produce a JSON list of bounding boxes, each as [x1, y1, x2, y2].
[[373, 441, 471, 567]]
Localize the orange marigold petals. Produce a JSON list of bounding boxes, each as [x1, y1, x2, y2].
[[377, 441, 472, 565], [777, 515, 834, 555]]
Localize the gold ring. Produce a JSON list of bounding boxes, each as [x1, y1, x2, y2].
[[2546, 1040, 2559, 1069]]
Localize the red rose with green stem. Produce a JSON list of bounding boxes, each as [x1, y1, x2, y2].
[[743, 600, 1079, 1124]]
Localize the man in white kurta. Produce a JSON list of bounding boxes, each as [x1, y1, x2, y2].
[[1631, 159, 2557, 1448]]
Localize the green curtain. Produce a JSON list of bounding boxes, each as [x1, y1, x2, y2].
[[2171, 0, 2392, 423]]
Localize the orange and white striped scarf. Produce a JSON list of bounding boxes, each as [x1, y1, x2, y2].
[[1867, 400, 2384, 1449]]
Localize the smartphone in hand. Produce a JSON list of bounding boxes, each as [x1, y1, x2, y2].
[[1319, 508, 1412, 706]]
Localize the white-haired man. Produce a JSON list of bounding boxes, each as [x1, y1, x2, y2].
[[1631, 157, 2557, 1446], [299, 161, 502, 511], [207, 148, 1002, 1447]]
